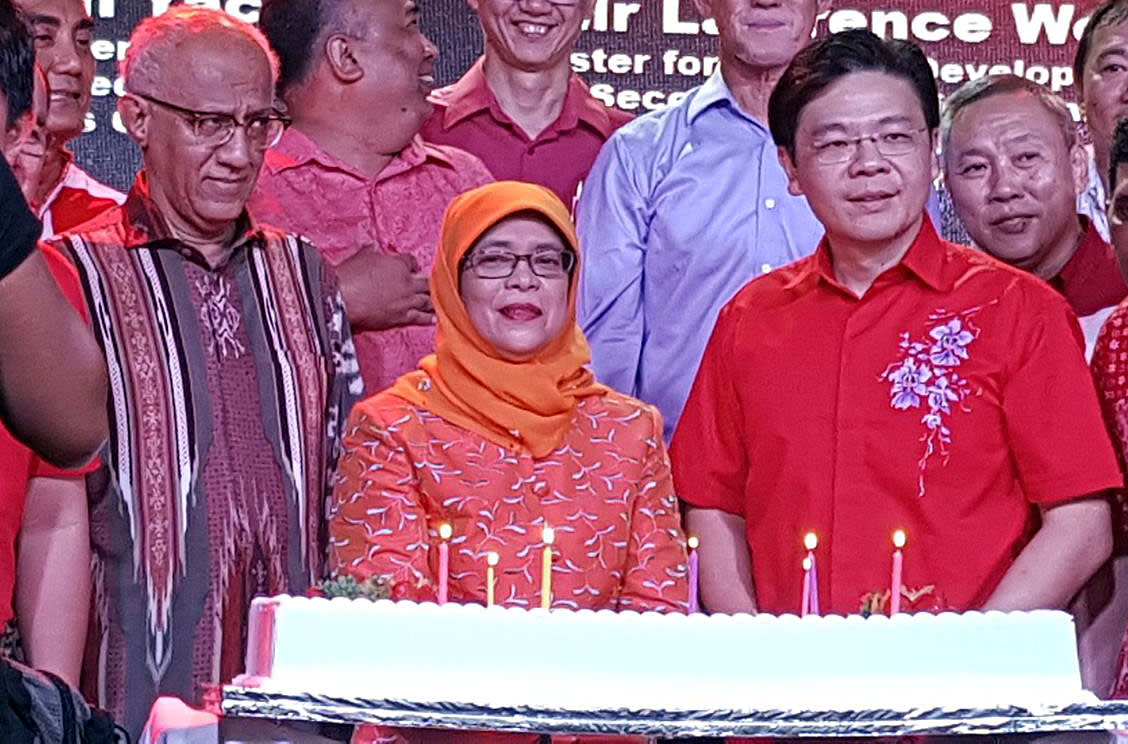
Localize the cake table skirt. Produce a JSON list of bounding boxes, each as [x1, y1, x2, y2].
[[220, 687, 1128, 740]]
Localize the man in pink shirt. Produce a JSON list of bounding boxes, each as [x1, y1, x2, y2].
[[419, 0, 631, 207], [254, 0, 492, 393]]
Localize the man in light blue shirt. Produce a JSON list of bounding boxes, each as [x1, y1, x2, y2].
[[577, 0, 829, 441]]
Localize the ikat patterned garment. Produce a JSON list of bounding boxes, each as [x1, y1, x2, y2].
[[49, 176, 363, 737], [329, 389, 689, 613]]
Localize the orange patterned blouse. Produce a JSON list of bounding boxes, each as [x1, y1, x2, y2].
[[328, 389, 689, 612]]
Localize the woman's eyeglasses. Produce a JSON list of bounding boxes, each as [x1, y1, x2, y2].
[[462, 250, 575, 279]]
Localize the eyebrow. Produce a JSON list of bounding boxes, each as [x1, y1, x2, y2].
[[27, 15, 94, 32], [476, 239, 564, 251], [27, 14, 60, 28], [956, 131, 1047, 154], [1095, 47, 1128, 66], [808, 115, 916, 139]]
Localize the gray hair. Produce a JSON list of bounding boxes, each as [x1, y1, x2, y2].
[[121, 6, 280, 95], [941, 74, 1076, 158]]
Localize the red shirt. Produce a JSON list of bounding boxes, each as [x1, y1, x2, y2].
[[249, 128, 493, 393], [420, 58, 632, 207], [1051, 218, 1128, 318], [38, 159, 124, 238], [0, 242, 97, 627], [672, 218, 1121, 616]]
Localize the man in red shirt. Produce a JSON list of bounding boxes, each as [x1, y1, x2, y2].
[[418, 0, 631, 207], [15, 0, 123, 236], [0, 0, 95, 685], [254, 0, 493, 393], [672, 30, 1121, 618], [943, 75, 1127, 360]]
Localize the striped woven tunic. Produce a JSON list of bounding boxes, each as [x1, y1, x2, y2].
[[49, 175, 363, 737]]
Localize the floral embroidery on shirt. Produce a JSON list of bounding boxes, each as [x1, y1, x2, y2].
[[880, 306, 989, 498]]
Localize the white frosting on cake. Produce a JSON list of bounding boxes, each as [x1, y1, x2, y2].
[[237, 597, 1091, 712]]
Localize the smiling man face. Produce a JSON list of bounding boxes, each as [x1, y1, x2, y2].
[[944, 86, 1088, 280], [469, 0, 593, 73], [14, 0, 92, 146], [780, 69, 938, 256]]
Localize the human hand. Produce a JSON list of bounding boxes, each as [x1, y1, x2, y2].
[[336, 247, 435, 331]]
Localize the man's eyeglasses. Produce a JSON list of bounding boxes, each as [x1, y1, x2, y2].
[[808, 126, 929, 165], [130, 91, 290, 150], [462, 250, 575, 279]]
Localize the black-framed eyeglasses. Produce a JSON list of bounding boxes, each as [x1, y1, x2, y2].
[[130, 91, 290, 150], [809, 126, 929, 165], [462, 250, 575, 279]]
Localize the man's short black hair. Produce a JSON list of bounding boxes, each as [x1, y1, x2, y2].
[[259, 0, 351, 96], [768, 29, 940, 159], [1074, 0, 1128, 98], [0, 0, 34, 131]]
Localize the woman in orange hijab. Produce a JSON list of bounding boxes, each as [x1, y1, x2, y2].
[[328, 181, 688, 613]]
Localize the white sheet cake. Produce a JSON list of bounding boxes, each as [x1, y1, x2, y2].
[[237, 596, 1091, 713]]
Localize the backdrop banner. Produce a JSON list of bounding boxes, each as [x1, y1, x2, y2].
[[74, 0, 1102, 191]]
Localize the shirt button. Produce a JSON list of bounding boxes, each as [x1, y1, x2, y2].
[[764, 198, 777, 209], [761, 263, 773, 275]]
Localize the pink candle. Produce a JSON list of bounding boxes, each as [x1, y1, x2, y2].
[[804, 532, 820, 616], [687, 536, 700, 613], [800, 556, 812, 616], [890, 529, 906, 615], [437, 523, 452, 604]]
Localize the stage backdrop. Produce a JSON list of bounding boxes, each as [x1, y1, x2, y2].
[[74, 0, 1102, 192]]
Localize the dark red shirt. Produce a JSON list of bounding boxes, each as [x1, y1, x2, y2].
[[420, 58, 632, 207], [0, 242, 97, 627], [1051, 218, 1128, 318], [672, 218, 1121, 616]]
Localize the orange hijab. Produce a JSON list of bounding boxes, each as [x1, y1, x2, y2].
[[387, 181, 607, 457]]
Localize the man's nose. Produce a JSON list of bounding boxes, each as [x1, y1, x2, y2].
[[987, 163, 1023, 202], [215, 125, 255, 168], [50, 38, 83, 76], [846, 137, 891, 176]]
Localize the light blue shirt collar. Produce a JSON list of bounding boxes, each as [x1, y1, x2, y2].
[[686, 67, 768, 131]]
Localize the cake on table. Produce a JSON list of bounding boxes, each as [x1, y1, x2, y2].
[[236, 596, 1092, 713]]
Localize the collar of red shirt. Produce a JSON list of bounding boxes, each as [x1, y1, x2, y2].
[[787, 215, 949, 294], [262, 126, 454, 184], [120, 170, 261, 254], [1052, 216, 1128, 316], [430, 56, 619, 139]]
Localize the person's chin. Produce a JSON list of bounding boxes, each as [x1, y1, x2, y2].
[[735, 36, 802, 69], [195, 199, 248, 227], [836, 213, 920, 244], [46, 119, 84, 144]]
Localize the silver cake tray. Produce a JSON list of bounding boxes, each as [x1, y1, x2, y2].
[[219, 686, 1128, 738]]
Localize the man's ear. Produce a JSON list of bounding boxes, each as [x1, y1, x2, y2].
[[117, 96, 149, 147], [324, 34, 364, 84], [779, 146, 805, 197], [466, 0, 480, 13]]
